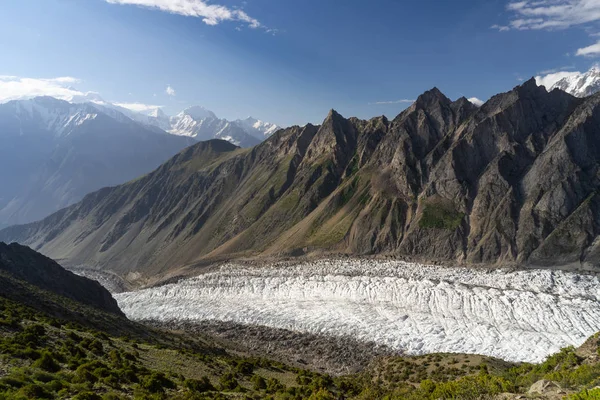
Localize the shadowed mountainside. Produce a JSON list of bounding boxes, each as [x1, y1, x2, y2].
[[0, 242, 122, 316]]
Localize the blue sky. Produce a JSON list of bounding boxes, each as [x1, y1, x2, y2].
[[0, 0, 599, 126]]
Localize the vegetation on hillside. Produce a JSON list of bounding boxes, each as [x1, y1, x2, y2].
[[4, 282, 600, 400], [3, 259, 600, 399]]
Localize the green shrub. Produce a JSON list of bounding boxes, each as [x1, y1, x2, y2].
[[251, 375, 267, 391], [570, 388, 600, 399], [140, 372, 175, 394], [102, 393, 122, 400], [307, 388, 336, 400], [235, 360, 254, 375], [88, 339, 104, 356], [45, 379, 66, 392], [73, 365, 99, 384], [117, 368, 139, 383], [419, 202, 464, 230], [17, 384, 52, 399], [102, 375, 120, 388], [184, 376, 214, 393], [219, 372, 239, 391], [33, 352, 60, 372], [72, 392, 102, 400], [266, 377, 284, 394], [32, 371, 56, 383], [0, 374, 31, 389]]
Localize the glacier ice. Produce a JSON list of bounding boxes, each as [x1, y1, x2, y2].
[[115, 260, 600, 363]]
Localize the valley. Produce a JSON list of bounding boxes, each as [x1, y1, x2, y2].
[[5, 1, 600, 397], [114, 260, 600, 365]]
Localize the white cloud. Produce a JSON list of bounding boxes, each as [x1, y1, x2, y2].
[[468, 97, 485, 107], [0, 75, 88, 103], [535, 70, 581, 88], [497, 0, 600, 30], [369, 99, 415, 105], [576, 40, 600, 56], [105, 0, 262, 28], [538, 65, 575, 74], [165, 85, 176, 96], [50, 76, 81, 84], [114, 102, 163, 112], [491, 24, 510, 31]]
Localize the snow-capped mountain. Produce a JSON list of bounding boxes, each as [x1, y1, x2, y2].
[[235, 117, 280, 138], [168, 106, 261, 147], [549, 65, 600, 97], [0, 91, 279, 225], [2, 96, 100, 137], [88, 101, 280, 147], [117, 106, 171, 132], [0, 97, 194, 228]]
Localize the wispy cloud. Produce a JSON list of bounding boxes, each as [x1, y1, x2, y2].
[[165, 85, 176, 96], [491, 24, 510, 31], [535, 70, 581, 88], [0, 76, 89, 103], [368, 99, 415, 105], [468, 97, 485, 107], [114, 102, 163, 112], [105, 0, 262, 28], [576, 40, 600, 56], [537, 65, 575, 74], [496, 0, 600, 30]]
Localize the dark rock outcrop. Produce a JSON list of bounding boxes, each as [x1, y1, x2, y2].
[[0, 242, 123, 315]]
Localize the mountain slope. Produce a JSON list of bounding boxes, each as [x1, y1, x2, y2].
[[0, 244, 363, 399], [3, 80, 600, 283], [0, 97, 195, 228], [0, 242, 121, 316]]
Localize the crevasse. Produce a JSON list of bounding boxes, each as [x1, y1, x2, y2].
[[114, 260, 600, 363]]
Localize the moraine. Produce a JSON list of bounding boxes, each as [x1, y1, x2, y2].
[[114, 260, 600, 363]]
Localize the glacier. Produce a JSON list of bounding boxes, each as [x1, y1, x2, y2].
[[114, 260, 600, 363]]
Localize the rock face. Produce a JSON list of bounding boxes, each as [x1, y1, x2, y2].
[[527, 380, 562, 395], [1, 80, 600, 281], [0, 242, 123, 315]]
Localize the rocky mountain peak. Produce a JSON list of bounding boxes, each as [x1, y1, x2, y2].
[[517, 77, 544, 95], [325, 109, 344, 121], [415, 87, 451, 108]]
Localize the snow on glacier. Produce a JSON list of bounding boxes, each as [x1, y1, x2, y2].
[[114, 260, 600, 363]]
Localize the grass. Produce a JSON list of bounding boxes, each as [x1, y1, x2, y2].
[[419, 199, 464, 230], [308, 210, 356, 247]]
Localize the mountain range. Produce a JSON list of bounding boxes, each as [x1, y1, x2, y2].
[[0, 96, 279, 228], [548, 65, 600, 98], [3, 78, 600, 285], [103, 103, 280, 147]]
